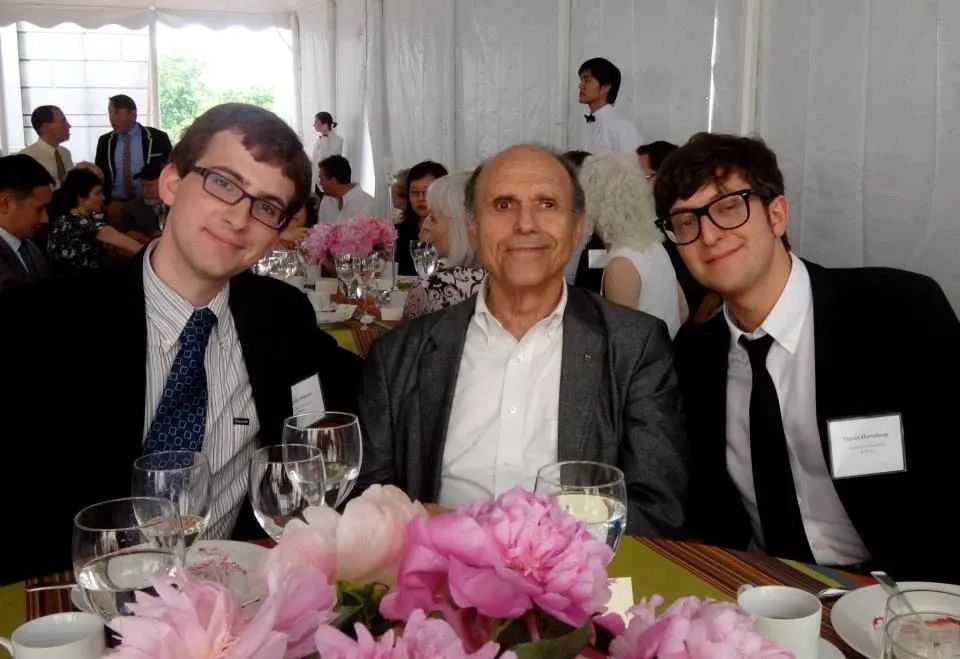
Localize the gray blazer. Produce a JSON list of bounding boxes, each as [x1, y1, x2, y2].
[[358, 285, 688, 537], [0, 236, 48, 295]]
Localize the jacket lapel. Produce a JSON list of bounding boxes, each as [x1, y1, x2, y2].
[[0, 237, 27, 282], [114, 253, 149, 459], [806, 260, 844, 463], [557, 289, 608, 460]]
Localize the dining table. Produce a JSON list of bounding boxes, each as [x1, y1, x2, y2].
[[0, 537, 873, 656]]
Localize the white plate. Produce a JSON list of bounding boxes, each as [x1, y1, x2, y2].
[[819, 637, 843, 659], [316, 304, 357, 324], [831, 581, 960, 657], [72, 540, 267, 613]]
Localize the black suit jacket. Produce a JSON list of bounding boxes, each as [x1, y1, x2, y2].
[[95, 124, 173, 200], [0, 236, 49, 294], [0, 253, 360, 584], [675, 260, 960, 581], [358, 285, 688, 537]]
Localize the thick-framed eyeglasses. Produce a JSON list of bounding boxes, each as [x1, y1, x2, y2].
[[656, 189, 764, 246], [190, 166, 288, 229]]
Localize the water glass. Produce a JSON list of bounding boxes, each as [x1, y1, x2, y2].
[[269, 249, 299, 280], [409, 240, 438, 278], [534, 461, 628, 552], [132, 451, 211, 549], [282, 412, 361, 509], [881, 610, 960, 658], [248, 444, 326, 540], [334, 253, 356, 299], [72, 497, 184, 620]]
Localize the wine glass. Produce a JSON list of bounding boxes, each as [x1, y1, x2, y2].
[[132, 451, 211, 549], [881, 609, 960, 658], [409, 240, 439, 278], [248, 444, 326, 540], [334, 253, 356, 299], [534, 461, 628, 552], [371, 249, 388, 296], [73, 497, 184, 620], [282, 412, 361, 509], [270, 249, 299, 280]]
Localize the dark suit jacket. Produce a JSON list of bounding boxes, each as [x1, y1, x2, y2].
[[0, 252, 360, 584], [675, 260, 960, 581], [0, 236, 49, 294], [95, 124, 173, 201], [358, 285, 688, 537]]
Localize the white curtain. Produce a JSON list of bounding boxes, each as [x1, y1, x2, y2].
[[757, 0, 960, 312]]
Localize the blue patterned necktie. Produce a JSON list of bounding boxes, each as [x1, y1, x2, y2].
[[143, 308, 218, 454]]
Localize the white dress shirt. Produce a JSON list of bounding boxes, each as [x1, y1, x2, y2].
[[0, 226, 27, 271], [311, 132, 344, 191], [142, 242, 259, 539], [724, 254, 870, 565], [317, 184, 376, 225], [579, 104, 642, 156], [20, 139, 73, 188], [439, 281, 566, 508]]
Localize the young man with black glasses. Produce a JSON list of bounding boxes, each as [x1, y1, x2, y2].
[[658, 132, 960, 582], [0, 104, 360, 584]]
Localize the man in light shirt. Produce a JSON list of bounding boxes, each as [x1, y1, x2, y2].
[[577, 57, 642, 156], [358, 144, 687, 537], [664, 133, 960, 581], [311, 111, 344, 196], [20, 106, 73, 188], [316, 155, 376, 224]]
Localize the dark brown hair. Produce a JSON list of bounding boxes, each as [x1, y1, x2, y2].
[[654, 132, 789, 249], [171, 103, 311, 218]]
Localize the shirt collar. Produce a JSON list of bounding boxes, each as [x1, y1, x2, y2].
[[142, 241, 230, 350], [33, 139, 59, 155], [0, 226, 23, 254], [118, 123, 141, 138], [472, 278, 567, 342], [724, 253, 811, 355], [592, 104, 616, 119]]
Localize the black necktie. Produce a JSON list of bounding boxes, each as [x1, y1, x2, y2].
[[17, 241, 39, 280], [739, 334, 814, 562], [584, 114, 596, 123]]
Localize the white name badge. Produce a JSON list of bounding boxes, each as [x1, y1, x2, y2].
[[588, 249, 609, 269], [291, 374, 325, 416], [827, 413, 905, 479]]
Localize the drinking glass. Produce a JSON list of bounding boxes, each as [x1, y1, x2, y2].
[[248, 444, 326, 540], [334, 253, 356, 299], [132, 451, 211, 549], [881, 610, 960, 658], [534, 461, 628, 552], [409, 240, 438, 278], [72, 497, 184, 620], [282, 412, 361, 509], [270, 249, 299, 280]]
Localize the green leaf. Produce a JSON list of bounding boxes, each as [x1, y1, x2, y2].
[[507, 622, 592, 659]]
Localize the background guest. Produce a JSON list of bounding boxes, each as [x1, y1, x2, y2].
[[0, 155, 53, 293], [20, 105, 73, 189], [316, 155, 376, 224], [577, 57, 641, 156], [397, 160, 448, 275], [123, 161, 166, 241], [311, 111, 343, 196], [391, 168, 409, 223], [560, 150, 597, 286]]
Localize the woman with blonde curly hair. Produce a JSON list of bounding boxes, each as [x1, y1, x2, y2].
[[580, 153, 687, 337]]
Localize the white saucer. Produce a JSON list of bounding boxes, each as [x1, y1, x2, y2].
[[819, 637, 843, 659]]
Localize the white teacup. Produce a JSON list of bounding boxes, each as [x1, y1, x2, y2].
[[316, 278, 340, 294], [380, 307, 403, 322], [387, 290, 408, 310], [307, 290, 331, 311], [737, 584, 821, 659], [0, 612, 104, 659]]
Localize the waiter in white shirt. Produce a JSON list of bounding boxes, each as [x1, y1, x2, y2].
[[20, 105, 74, 189], [577, 58, 641, 156], [311, 111, 344, 196], [316, 155, 376, 224]]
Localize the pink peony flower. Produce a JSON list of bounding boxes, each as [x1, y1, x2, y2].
[[267, 485, 427, 588], [381, 487, 613, 628], [314, 609, 512, 659], [607, 596, 794, 659]]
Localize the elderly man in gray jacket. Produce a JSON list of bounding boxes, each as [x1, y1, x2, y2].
[[358, 144, 687, 537]]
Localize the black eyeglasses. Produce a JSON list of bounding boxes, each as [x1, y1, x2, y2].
[[656, 189, 765, 245], [190, 166, 288, 229]]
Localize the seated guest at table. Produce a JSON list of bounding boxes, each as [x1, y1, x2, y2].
[[0, 103, 360, 584], [278, 195, 318, 249], [0, 155, 53, 294], [559, 150, 594, 286], [123, 161, 167, 241], [397, 160, 448, 275], [391, 168, 409, 223], [358, 144, 687, 537], [635, 140, 677, 181], [661, 133, 960, 581], [47, 168, 143, 275], [402, 173, 484, 320], [316, 155, 376, 225], [580, 153, 686, 338]]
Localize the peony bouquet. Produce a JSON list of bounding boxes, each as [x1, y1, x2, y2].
[[302, 215, 397, 263], [108, 486, 793, 659]]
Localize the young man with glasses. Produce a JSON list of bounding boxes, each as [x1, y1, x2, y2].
[[0, 104, 360, 584], [657, 132, 960, 582]]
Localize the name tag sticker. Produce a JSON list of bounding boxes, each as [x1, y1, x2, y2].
[[291, 374, 325, 416], [827, 413, 905, 479], [233, 417, 250, 426], [588, 249, 609, 269]]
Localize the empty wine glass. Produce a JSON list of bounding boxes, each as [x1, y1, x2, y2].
[[73, 497, 184, 620], [270, 249, 299, 280], [248, 444, 326, 540], [282, 412, 361, 509], [409, 240, 439, 278], [132, 451, 211, 549], [334, 253, 356, 299], [534, 461, 628, 552]]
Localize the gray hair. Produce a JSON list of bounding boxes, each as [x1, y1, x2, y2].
[[464, 144, 586, 224], [579, 152, 660, 251], [426, 172, 479, 269]]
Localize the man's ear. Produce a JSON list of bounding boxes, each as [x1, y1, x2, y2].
[[768, 194, 789, 239], [158, 163, 182, 207]]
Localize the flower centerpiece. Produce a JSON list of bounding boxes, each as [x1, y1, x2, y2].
[[108, 486, 793, 659], [302, 214, 397, 263]]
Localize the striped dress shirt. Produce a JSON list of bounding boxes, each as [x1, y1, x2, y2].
[[141, 242, 259, 539]]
